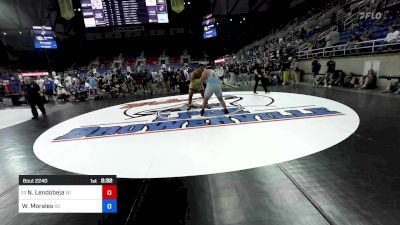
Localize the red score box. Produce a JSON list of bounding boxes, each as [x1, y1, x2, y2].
[[102, 185, 117, 199]]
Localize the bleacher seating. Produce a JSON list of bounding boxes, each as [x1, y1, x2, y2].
[[146, 57, 159, 65], [0, 73, 12, 80], [170, 56, 180, 64], [227, 0, 400, 67], [124, 57, 136, 66]]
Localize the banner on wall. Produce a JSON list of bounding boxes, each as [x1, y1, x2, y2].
[[171, 0, 185, 13], [58, 0, 75, 20], [21, 72, 49, 77]]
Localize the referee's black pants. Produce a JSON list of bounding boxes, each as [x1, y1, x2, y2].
[[254, 76, 268, 93], [29, 98, 46, 118]]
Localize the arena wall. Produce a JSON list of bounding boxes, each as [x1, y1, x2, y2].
[[298, 53, 400, 88]]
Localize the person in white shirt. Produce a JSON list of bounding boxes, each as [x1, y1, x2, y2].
[[36, 76, 45, 91], [325, 27, 340, 47], [155, 70, 164, 93], [215, 66, 225, 83], [64, 75, 72, 89], [85, 81, 91, 95], [57, 83, 70, 101], [384, 26, 400, 43], [53, 77, 61, 96], [289, 58, 300, 86], [183, 68, 190, 81], [151, 71, 158, 81]]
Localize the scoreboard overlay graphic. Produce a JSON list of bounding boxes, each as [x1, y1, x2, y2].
[[19, 175, 117, 213]]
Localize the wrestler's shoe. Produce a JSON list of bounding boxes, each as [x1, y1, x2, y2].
[[224, 108, 229, 114], [200, 109, 205, 116]]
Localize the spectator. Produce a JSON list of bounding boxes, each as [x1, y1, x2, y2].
[[168, 69, 178, 92], [299, 27, 307, 39], [106, 70, 113, 81], [393, 16, 400, 29], [44, 76, 55, 102], [176, 69, 186, 94], [103, 80, 112, 96], [382, 80, 400, 94], [378, 15, 388, 27], [86, 74, 98, 95], [97, 76, 105, 93], [121, 82, 128, 97], [330, 13, 337, 26], [64, 74, 72, 89], [110, 80, 119, 98], [281, 58, 291, 84], [54, 76, 61, 93], [311, 58, 321, 85], [71, 80, 87, 101], [143, 69, 154, 95], [5, 80, 13, 94], [337, 21, 344, 32], [273, 59, 283, 84], [183, 68, 190, 93], [126, 74, 134, 92], [133, 72, 141, 94], [347, 33, 362, 52], [233, 64, 240, 86], [307, 42, 314, 51], [350, 33, 362, 43], [0, 79, 5, 104], [343, 72, 358, 88], [289, 57, 300, 86], [36, 76, 45, 92], [349, 21, 359, 32], [384, 26, 400, 43], [84, 80, 91, 95], [362, 29, 373, 41], [375, 0, 384, 13], [359, 69, 377, 89], [324, 57, 336, 88], [325, 27, 340, 54], [264, 59, 274, 85], [10, 77, 21, 94], [155, 71, 164, 93], [333, 70, 346, 86], [216, 66, 225, 83], [57, 84, 70, 102]]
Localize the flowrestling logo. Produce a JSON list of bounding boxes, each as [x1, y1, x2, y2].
[[359, 12, 383, 20], [53, 95, 343, 142], [33, 92, 360, 178]]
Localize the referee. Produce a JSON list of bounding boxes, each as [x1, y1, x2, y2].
[[25, 77, 46, 119], [253, 59, 269, 94]]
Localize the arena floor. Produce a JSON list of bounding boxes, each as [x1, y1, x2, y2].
[[1, 84, 400, 225]]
